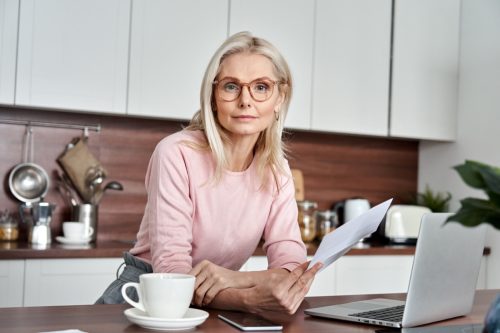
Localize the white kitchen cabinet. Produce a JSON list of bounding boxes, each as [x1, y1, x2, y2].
[[390, 0, 460, 141], [229, 0, 314, 130], [0, 260, 24, 307], [334, 255, 413, 295], [243, 256, 337, 296], [15, 0, 130, 114], [312, 0, 392, 136], [23, 258, 122, 306], [243, 255, 488, 297], [0, 0, 18, 105], [127, 0, 228, 120]]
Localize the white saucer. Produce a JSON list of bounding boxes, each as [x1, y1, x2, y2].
[[55, 236, 92, 245], [124, 308, 209, 331]]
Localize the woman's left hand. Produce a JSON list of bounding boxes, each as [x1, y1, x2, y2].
[[189, 260, 254, 306]]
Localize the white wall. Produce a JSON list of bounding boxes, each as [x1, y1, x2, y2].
[[418, 0, 500, 288]]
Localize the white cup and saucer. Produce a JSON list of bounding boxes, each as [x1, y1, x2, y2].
[[56, 221, 94, 245], [122, 273, 209, 331]]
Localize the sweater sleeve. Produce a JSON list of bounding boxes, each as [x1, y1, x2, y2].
[[262, 168, 307, 271], [145, 138, 194, 274]]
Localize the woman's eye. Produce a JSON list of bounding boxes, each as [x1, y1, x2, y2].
[[223, 82, 240, 92], [254, 82, 270, 93]]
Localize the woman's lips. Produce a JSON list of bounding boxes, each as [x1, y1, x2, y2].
[[233, 115, 257, 120]]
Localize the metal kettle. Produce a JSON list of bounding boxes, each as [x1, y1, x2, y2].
[[19, 201, 56, 246]]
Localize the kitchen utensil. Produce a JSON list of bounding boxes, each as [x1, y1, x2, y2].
[[71, 203, 98, 242], [92, 180, 124, 205], [57, 138, 107, 202], [0, 209, 18, 241], [385, 205, 431, 244], [85, 165, 105, 204], [55, 171, 78, 206], [8, 127, 50, 203], [19, 201, 56, 246]]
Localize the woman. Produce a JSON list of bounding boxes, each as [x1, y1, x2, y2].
[[96, 31, 322, 314]]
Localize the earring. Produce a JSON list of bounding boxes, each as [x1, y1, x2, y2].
[[275, 110, 279, 121]]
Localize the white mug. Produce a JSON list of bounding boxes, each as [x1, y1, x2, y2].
[[62, 222, 93, 239], [121, 273, 195, 319]]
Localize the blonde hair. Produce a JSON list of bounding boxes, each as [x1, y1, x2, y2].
[[186, 31, 293, 189]]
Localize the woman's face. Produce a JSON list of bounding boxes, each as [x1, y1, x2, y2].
[[214, 52, 284, 143]]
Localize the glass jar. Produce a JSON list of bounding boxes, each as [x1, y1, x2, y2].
[[0, 210, 19, 241], [297, 200, 318, 242], [316, 210, 338, 240]]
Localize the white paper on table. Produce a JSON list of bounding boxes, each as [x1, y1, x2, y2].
[[308, 198, 393, 272]]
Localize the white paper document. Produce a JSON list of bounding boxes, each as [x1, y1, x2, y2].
[[308, 198, 393, 272]]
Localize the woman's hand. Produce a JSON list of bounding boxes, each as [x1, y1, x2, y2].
[[189, 260, 255, 307], [241, 261, 323, 315]]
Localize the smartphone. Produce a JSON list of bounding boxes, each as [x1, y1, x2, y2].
[[218, 312, 283, 331]]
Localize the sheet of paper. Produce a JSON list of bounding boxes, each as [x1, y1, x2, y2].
[[308, 198, 393, 272]]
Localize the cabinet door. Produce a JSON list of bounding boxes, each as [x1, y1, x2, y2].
[[0, 260, 24, 307], [243, 256, 336, 296], [127, 0, 228, 120], [0, 0, 18, 105], [24, 258, 122, 306], [229, 0, 314, 130], [312, 0, 392, 136], [335, 255, 414, 295], [390, 0, 460, 141], [16, 0, 130, 114]]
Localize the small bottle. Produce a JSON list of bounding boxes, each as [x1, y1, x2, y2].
[[0, 209, 19, 241], [297, 200, 318, 242], [316, 210, 339, 240]]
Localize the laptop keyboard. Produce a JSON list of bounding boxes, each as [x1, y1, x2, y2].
[[348, 305, 405, 323]]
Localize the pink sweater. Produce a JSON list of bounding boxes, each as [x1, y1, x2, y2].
[[130, 130, 306, 274]]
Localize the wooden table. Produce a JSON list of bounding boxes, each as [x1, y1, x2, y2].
[[1, 290, 496, 333]]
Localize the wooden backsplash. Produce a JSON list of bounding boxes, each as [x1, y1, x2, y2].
[[0, 106, 418, 242]]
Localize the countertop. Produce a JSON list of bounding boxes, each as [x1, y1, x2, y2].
[[0, 240, 491, 260], [1, 290, 496, 332]]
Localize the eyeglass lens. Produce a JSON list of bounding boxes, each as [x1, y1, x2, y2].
[[216, 78, 276, 102]]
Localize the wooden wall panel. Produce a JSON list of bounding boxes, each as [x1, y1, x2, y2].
[[0, 106, 418, 242]]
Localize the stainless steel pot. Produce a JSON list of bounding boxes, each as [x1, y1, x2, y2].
[[8, 127, 50, 203]]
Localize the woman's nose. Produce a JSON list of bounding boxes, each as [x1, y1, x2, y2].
[[238, 86, 252, 108]]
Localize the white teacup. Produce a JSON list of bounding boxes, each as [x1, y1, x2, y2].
[[62, 221, 93, 240], [122, 273, 195, 319]]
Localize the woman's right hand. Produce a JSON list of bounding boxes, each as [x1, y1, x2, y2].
[[241, 261, 323, 315]]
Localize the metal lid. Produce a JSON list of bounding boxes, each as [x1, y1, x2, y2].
[[297, 200, 318, 210]]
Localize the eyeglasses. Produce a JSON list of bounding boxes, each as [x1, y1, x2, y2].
[[213, 77, 281, 102]]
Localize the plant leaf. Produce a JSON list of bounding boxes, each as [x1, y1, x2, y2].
[[453, 161, 486, 189], [486, 190, 500, 207], [446, 197, 500, 230], [478, 166, 500, 195]]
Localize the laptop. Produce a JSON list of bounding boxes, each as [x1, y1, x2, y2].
[[305, 213, 486, 328]]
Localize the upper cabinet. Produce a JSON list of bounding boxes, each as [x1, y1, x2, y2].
[[312, 0, 392, 136], [3, 0, 459, 140], [0, 0, 19, 105], [15, 0, 130, 114], [229, 0, 314, 130], [127, 0, 228, 120], [390, 0, 460, 141]]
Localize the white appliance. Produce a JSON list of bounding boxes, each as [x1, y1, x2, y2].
[[384, 205, 431, 244]]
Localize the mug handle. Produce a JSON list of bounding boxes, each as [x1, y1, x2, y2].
[[85, 226, 94, 238], [121, 282, 145, 312]]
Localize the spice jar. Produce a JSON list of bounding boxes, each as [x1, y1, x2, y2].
[[316, 210, 338, 240], [0, 209, 19, 241], [297, 200, 318, 242]]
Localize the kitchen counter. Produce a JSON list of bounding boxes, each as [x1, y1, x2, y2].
[[0, 240, 491, 260]]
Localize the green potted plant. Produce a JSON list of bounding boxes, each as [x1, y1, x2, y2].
[[446, 160, 500, 333], [413, 184, 452, 213]]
